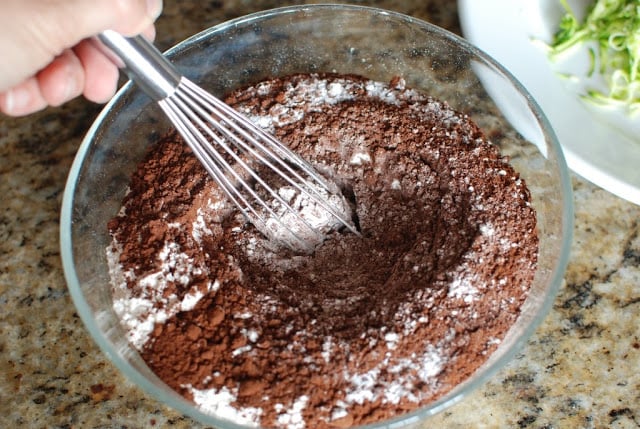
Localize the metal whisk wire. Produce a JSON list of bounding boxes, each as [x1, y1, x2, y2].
[[161, 79, 359, 245], [95, 31, 358, 250]]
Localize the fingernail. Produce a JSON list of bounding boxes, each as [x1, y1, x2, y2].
[[3, 87, 29, 114], [147, 0, 163, 20]]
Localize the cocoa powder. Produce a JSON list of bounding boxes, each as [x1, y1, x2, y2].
[[107, 74, 538, 428]]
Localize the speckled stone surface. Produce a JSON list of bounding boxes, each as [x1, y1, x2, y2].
[[1, 1, 639, 428]]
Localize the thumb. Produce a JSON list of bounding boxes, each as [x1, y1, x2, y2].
[[0, 0, 163, 92], [56, 0, 164, 39]]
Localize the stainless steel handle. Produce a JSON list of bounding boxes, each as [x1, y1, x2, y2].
[[95, 30, 181, 101]]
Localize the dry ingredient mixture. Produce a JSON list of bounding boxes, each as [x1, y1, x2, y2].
[[107, 73, 538, 428]]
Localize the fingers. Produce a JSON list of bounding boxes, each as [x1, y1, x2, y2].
[[73, 41, 120, 104], [37, 49, 85, 108], [0, 45, 118, 116], [0, 0, 163, 115], [141, 24, 158, 43], [0, 49, 84, 116], [0, 21, 157, 116], [73, 23, 156, 104], [18, 0, 163, 61], [0, 79, 47, 117], [0, 0, 163, 92]]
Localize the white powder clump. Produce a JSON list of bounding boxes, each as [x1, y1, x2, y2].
[[276, 395, 309, 429], [243, 328, 260, 343], [384, 332, 400, 349], [187, 385, 262, 427], [327, 82, 346, 98], [345, 368, 379, 404], [330, 406, 349, 422], [480, 223, 495, 237], [447, 275, 479, 304], [321, 336, 333, 363], [416, 345, 446, 382], [192, 208, 213, 243], [364, 81, 401, 105], [180, 288, 204, 312], [246, 77, 358, 133], [108, 239, 211, 350], [232, 345, 253, 357], [259, 184, 354, 252], [344, 342, 447, 407], [112, 296, 169, 350], [350, 152, 372, 165]]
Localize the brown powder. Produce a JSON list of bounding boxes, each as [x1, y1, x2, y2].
[[108, 74, 538, 428]]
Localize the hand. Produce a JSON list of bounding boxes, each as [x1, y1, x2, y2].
[[0, 0, 163, 116]]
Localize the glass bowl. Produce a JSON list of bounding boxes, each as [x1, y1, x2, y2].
[[60, 5, 573, 428]]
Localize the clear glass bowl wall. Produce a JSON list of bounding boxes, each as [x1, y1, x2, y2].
[[61, 5, 573, 428]]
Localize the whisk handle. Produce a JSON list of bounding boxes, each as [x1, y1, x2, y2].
[[95, 30, 182, 101]]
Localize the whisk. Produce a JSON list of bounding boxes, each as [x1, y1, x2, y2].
[[95, 30, 359, 252]]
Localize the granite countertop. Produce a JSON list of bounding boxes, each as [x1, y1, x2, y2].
[[1, 1, 639, 428]]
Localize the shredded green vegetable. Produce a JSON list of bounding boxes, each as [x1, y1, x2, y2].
[[549, 0, 640, 114]]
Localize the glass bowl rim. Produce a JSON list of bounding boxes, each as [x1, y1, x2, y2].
[[60, 4, 574, 428]]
